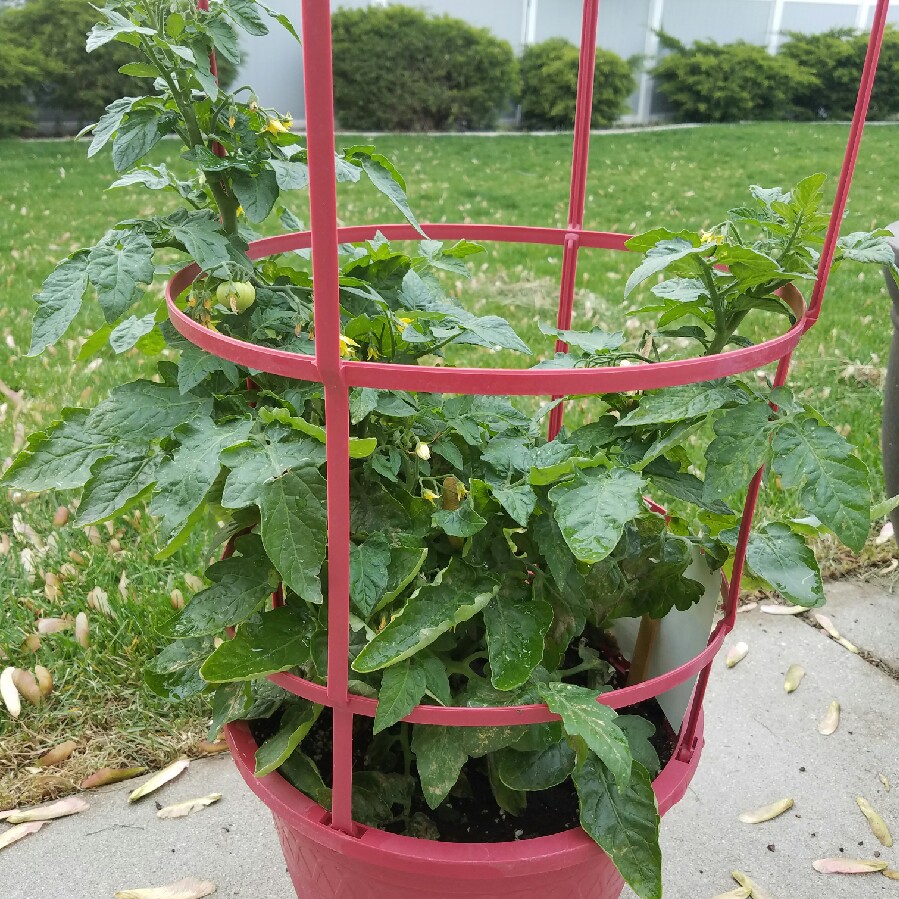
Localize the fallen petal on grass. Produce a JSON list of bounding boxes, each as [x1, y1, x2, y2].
[[739, 797, 794, 824], [7, 796, 89, 824], [170, 589, 184, 610], [875, 521, 894, 545], [760, 603, 806, 615], [53, 505, 69, 527], [817, 701, 840, 735], [113, 877, 216, 899], [75, 611, 89, 648], [726, 642, 749, 669], [784, 664, 805, 693], [22, 633, 40, 653], [1, 667, 21, 718], [197, 740, 228, 756], [128, 759, 189, 803], [731, 870, 774, 899], [80, 766, 147, 790], [813, 858, 888, 874], [0, 821, 45, 851], [12, 669, 41, 706], [37, 616, 72, 635], [857, 797, 893, 847], [183, 574, 204, 593], [87, 587, 112, 617], [34, 665, 52, 697], [157, 793, 222, 819], [37, 741, 78, 767]]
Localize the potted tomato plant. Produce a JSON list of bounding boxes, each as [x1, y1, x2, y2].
[[4, 2, 896, 898]]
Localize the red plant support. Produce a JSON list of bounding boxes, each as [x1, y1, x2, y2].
[[172, 0, 892, 842]]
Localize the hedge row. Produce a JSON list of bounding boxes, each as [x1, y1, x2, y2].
[[3, 0, 894, 136], [331, 7, 635, 132], [654, 27, 899, 123]]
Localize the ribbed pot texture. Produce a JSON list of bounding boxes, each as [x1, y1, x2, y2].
[[226, 716, 704, 899]]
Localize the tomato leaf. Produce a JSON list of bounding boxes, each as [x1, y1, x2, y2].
[[259, 468, 328, 604], [574, 757, 662, 899]]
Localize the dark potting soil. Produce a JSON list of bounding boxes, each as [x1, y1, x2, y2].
[[249, 693, 675, 844]]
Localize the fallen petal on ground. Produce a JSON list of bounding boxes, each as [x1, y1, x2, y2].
[[0, 821, 45, 851], [739, 797, 794, 824], [857, 796, 893, 847], [817, 701, 840, 735], [128, 759, 189, 803], [813, 858, 888, 874], [726, 642, 749, 669], [731, 869, 774, 899], [784, 664, 805, 693], [113, 877, 217, 899], [6, 796, 89, 824], [157, 793, 222, 819]]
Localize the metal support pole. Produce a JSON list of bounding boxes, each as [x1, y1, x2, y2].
[[548, 0, 600, 440], [301, 0, 354, 836]]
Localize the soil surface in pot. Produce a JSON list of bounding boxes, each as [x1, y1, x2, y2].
[[250, 692, 674, 843]]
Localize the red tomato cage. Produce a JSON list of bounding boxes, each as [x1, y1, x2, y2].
[[168, 0, 891, 840]]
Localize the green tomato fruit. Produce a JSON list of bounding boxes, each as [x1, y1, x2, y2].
[[216, 281, 256, 313]]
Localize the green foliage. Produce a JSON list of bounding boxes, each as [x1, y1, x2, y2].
[[330, 4, 518, 131], [0, 0, 237, 135], [520, 37, 636, 130], [0, 18, 42, 135], [653, 34, 815, 123], [3, 4, 890, 897], [779, 27, 899, 121]]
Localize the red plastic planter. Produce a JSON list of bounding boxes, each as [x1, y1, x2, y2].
[[173, 0, 890, 895], [226, 714, 704, 899]]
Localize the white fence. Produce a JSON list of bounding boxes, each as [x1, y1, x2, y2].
[[237, 0, 899, 126]]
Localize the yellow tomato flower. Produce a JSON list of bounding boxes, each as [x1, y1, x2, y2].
[[367, 346, 381, 360], [228, 115, 236, 129], [395, 316, 413, 334], [266, 115, 292, 135], [700, 229, 724, 245], [422, 489, 439, 503], [338, 334, 359, 358]]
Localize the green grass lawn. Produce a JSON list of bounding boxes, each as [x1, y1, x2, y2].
[[1, 122, 897, 806]]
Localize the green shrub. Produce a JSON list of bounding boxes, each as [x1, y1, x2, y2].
[[653, 34, 815, 122], [330, 5, 518, 131], [0, 0, 236, 135], [779, 27, 899, 120], [0, 27, 42, 136], [519, 37, 636, 130]]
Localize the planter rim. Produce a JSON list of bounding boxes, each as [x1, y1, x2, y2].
[[225, 711, 703, 874]]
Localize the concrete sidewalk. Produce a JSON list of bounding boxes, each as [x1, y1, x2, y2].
[[2, 579, 898, 898]]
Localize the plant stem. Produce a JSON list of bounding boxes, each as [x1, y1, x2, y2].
[[704, 309, 749, 356], [139, 35, 238, 236]]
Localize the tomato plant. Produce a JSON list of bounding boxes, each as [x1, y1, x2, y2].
[[3, 3, 897, 898]]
